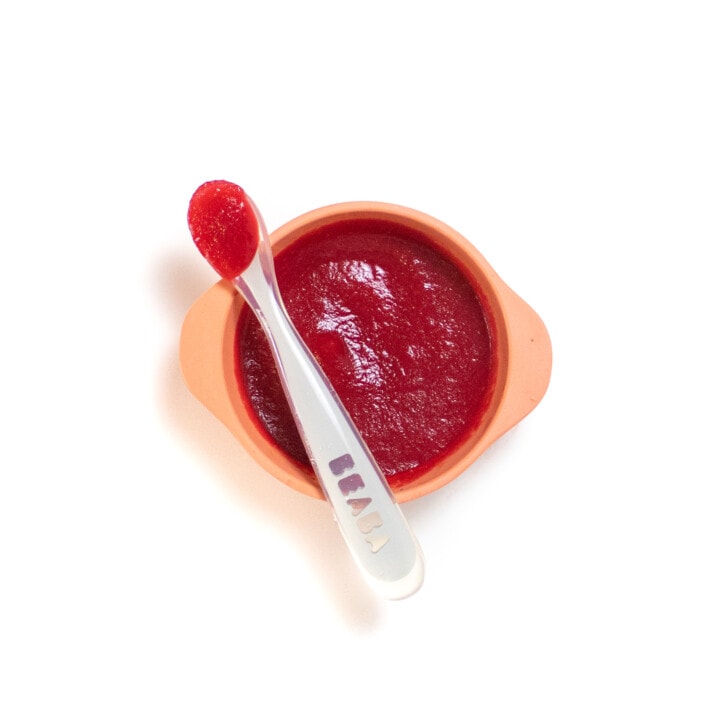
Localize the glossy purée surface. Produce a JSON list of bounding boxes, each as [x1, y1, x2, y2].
[[236, 218, 498, 489]]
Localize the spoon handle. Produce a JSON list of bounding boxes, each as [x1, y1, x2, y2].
[[235, 248, 424, 599]]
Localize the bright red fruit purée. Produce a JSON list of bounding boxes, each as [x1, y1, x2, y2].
[[188, 180, 259, 279], [236, 218, 498, 489]]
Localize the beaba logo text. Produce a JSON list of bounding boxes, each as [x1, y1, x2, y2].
[[329, 453, 389, 553]]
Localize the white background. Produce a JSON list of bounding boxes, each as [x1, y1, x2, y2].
[[1, 1, 718, 718]]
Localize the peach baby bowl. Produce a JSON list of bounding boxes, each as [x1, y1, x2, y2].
[[179, 202, 552, 503]]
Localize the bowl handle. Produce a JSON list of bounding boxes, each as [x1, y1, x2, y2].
[[484, 279, 552, 448]]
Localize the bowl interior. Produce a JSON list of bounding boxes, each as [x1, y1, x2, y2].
[[221, 202, 510, 503]]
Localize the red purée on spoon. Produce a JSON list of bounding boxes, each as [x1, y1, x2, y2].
[[187, 180, 424, 600], [188, 180, 259, 279]]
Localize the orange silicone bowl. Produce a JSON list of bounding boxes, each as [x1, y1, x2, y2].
[[180, 201, 551, 503]]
